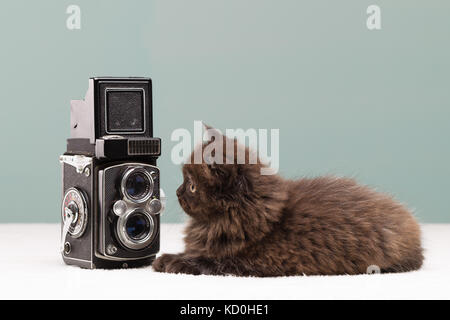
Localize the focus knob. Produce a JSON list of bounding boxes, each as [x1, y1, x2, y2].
[[113, 200, 127, 216], [147, 198, 162, 214], [61, 188, 88, 238]]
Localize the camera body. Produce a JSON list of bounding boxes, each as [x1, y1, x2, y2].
[[60, 77, 162, 269]]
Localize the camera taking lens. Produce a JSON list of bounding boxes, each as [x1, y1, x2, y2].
[[117, 210, 155, 250], [126, 212, 151, 240]]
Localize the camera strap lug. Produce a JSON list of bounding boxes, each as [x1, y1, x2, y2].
[[59, 155, 93, 174]]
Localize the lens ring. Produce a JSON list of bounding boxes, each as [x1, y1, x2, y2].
[[121, 167, 154, 203], [116, 210, 155, 250]]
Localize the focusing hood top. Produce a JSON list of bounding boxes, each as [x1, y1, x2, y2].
[[67, 77, 160, 159]]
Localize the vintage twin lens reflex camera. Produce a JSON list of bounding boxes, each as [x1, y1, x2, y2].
[[60, 77, 162, 269]]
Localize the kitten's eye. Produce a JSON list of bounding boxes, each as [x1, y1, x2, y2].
[[189, 181, 196, 193]]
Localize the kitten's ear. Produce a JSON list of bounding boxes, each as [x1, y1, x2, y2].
[[203, 123, 223, 144], [202, 122, 213, 131]]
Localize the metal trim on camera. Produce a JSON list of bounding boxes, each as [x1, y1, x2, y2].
[[121, 167, 154, 203], [116, 209, 156, 250]]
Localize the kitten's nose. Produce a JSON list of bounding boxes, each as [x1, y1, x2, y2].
[[176, 185, 184, 197]]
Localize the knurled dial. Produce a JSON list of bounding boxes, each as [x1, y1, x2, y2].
[[61, 188, 88, 238]]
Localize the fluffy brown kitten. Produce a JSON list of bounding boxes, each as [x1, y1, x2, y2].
[[153, 129, 423, 276]]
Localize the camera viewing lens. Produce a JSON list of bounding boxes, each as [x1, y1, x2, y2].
[[122, 168, 154, 203], [125, 212, 150, 241], [126, 172, 150, 199]]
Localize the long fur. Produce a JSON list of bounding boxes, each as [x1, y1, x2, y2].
[[153, 128, 423, 276]]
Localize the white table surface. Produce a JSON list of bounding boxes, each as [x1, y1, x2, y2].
[[0, 223, 449, 299]]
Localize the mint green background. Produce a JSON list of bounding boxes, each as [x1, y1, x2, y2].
[[0, 1, 448, 223]]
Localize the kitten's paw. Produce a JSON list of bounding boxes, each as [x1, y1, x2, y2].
[[152, 254, 174, 272], [152, 254, 201, 275]]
